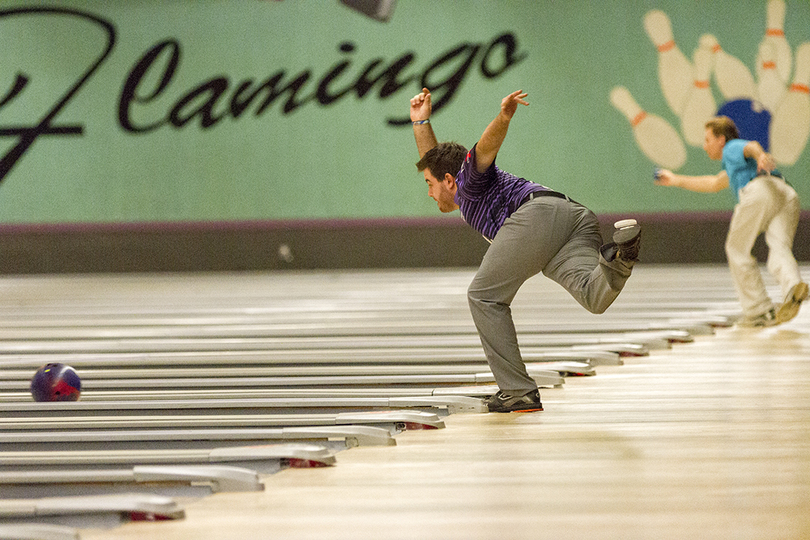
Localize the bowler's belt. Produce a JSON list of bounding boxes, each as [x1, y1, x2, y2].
[[520, 190, 573, 207]]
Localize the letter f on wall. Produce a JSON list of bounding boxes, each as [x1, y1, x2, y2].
[[0, 7, 115, 186]]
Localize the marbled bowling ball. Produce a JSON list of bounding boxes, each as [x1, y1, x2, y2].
[[30, 363, 82, 402]]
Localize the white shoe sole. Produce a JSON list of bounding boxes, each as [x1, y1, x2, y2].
[[614, 219, 637, 230]]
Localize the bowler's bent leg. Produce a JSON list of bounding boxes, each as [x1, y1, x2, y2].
[[543, 204, 634, 314], [467, 198, 632, 393]]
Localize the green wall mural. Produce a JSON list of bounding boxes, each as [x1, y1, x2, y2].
[[1, 0, 808, 225]]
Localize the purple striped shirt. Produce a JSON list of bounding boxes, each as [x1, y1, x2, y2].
[[454, 144, 552, 240]]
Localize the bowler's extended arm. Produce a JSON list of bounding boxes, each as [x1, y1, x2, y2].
[[655, 169, 730, 193], [410, 87, 438, 158], [473, 90, 529, 173]]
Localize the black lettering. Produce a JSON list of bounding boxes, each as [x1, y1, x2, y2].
[[230, 80, 256, 118], [312, 41, 419, 105], [386, 43, 480, 126], [316, 42, 356, 105], [118, 32, 526, 133], [480, 33, 527, 78], [119, 40, 179, 133], [0, 74, 28, 108], [423, 44, 480, 112], [270, 71, 312, 114], [120, 32, 526, 133], [0, 7, 115, 185], [368, 54, 416, 97], [0, 9, 525, 186], [169, 77, 228, 128], [229, 71, 312, 117], [386, 33, 526, 125], [353, 59, 384, 96]]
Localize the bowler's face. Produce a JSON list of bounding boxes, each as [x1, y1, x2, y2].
[[423, 169, 458, 213], [703, 129, 725, 160]]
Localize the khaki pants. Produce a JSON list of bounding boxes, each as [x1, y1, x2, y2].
[[725, 174, 802, 317]]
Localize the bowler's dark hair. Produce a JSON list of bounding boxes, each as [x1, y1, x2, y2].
[[705, 116, 740, 142], [416, 142, 468, 180]]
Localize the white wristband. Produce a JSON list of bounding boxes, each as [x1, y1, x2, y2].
[[412, 119, 430, 125]]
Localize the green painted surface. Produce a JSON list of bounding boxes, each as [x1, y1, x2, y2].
[[0, 0, 807, 224]]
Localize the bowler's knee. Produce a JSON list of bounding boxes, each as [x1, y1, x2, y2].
[[589, 304, 609, 315], [467, 284, 508, 315], [467, 285, 487, 310], [724, 237, 747, 261]]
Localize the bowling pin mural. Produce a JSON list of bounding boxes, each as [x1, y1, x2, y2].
[[609, 86, 686, 170], [681, 45, 716, 147], [612, 3, 810, 170], [770, 42, 810, 165], [644, 10, 692, 117], [755, 0, 792, 84], [757, 41, 787, 112], [700, 34, 757, 102]]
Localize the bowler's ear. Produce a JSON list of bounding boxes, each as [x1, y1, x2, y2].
[[443, 172, 457, 187]]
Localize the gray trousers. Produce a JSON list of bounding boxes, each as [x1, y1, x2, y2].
[[467, 196, 633, 394]]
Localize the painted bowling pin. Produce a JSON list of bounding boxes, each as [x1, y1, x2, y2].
[[757, 41, 787, 113], [610, 86, 687, 170], [770, 42, 810, 165], [643, 10, 692, 117], [700, 34, 756, 101], [755, 0, 792, 84], [681, 45, 717, 147]]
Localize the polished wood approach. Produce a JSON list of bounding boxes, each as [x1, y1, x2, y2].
[[1, 264, 808, 539]]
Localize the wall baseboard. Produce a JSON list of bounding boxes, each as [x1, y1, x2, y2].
[[1, 212, 807, 274]]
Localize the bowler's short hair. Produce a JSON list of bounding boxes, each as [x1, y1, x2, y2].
[[416, 142, 468, 180], [705, 116, 740, 142]]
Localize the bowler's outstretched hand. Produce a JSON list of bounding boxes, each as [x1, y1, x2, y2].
[[501, 90, 529, 120], [654, 168, 675, 186], [410, 87, 432, 122]]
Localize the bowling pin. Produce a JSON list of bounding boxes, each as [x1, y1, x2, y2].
[[770, 42, 810, 165], [610, 86, 687, 170], [757, 41, 787, 112], [700, 34, 757, 102], [755, 0, 792, 84], [643, 10, 692, 117], [681, 45, 717, 147]]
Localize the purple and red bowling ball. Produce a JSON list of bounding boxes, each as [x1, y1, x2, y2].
[[30, 363, 81, 402]]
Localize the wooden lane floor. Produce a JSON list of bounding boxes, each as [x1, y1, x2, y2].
[[76, 265, 810, 540], [0, 267, 737, 335], [2, 264, 809, 538]]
